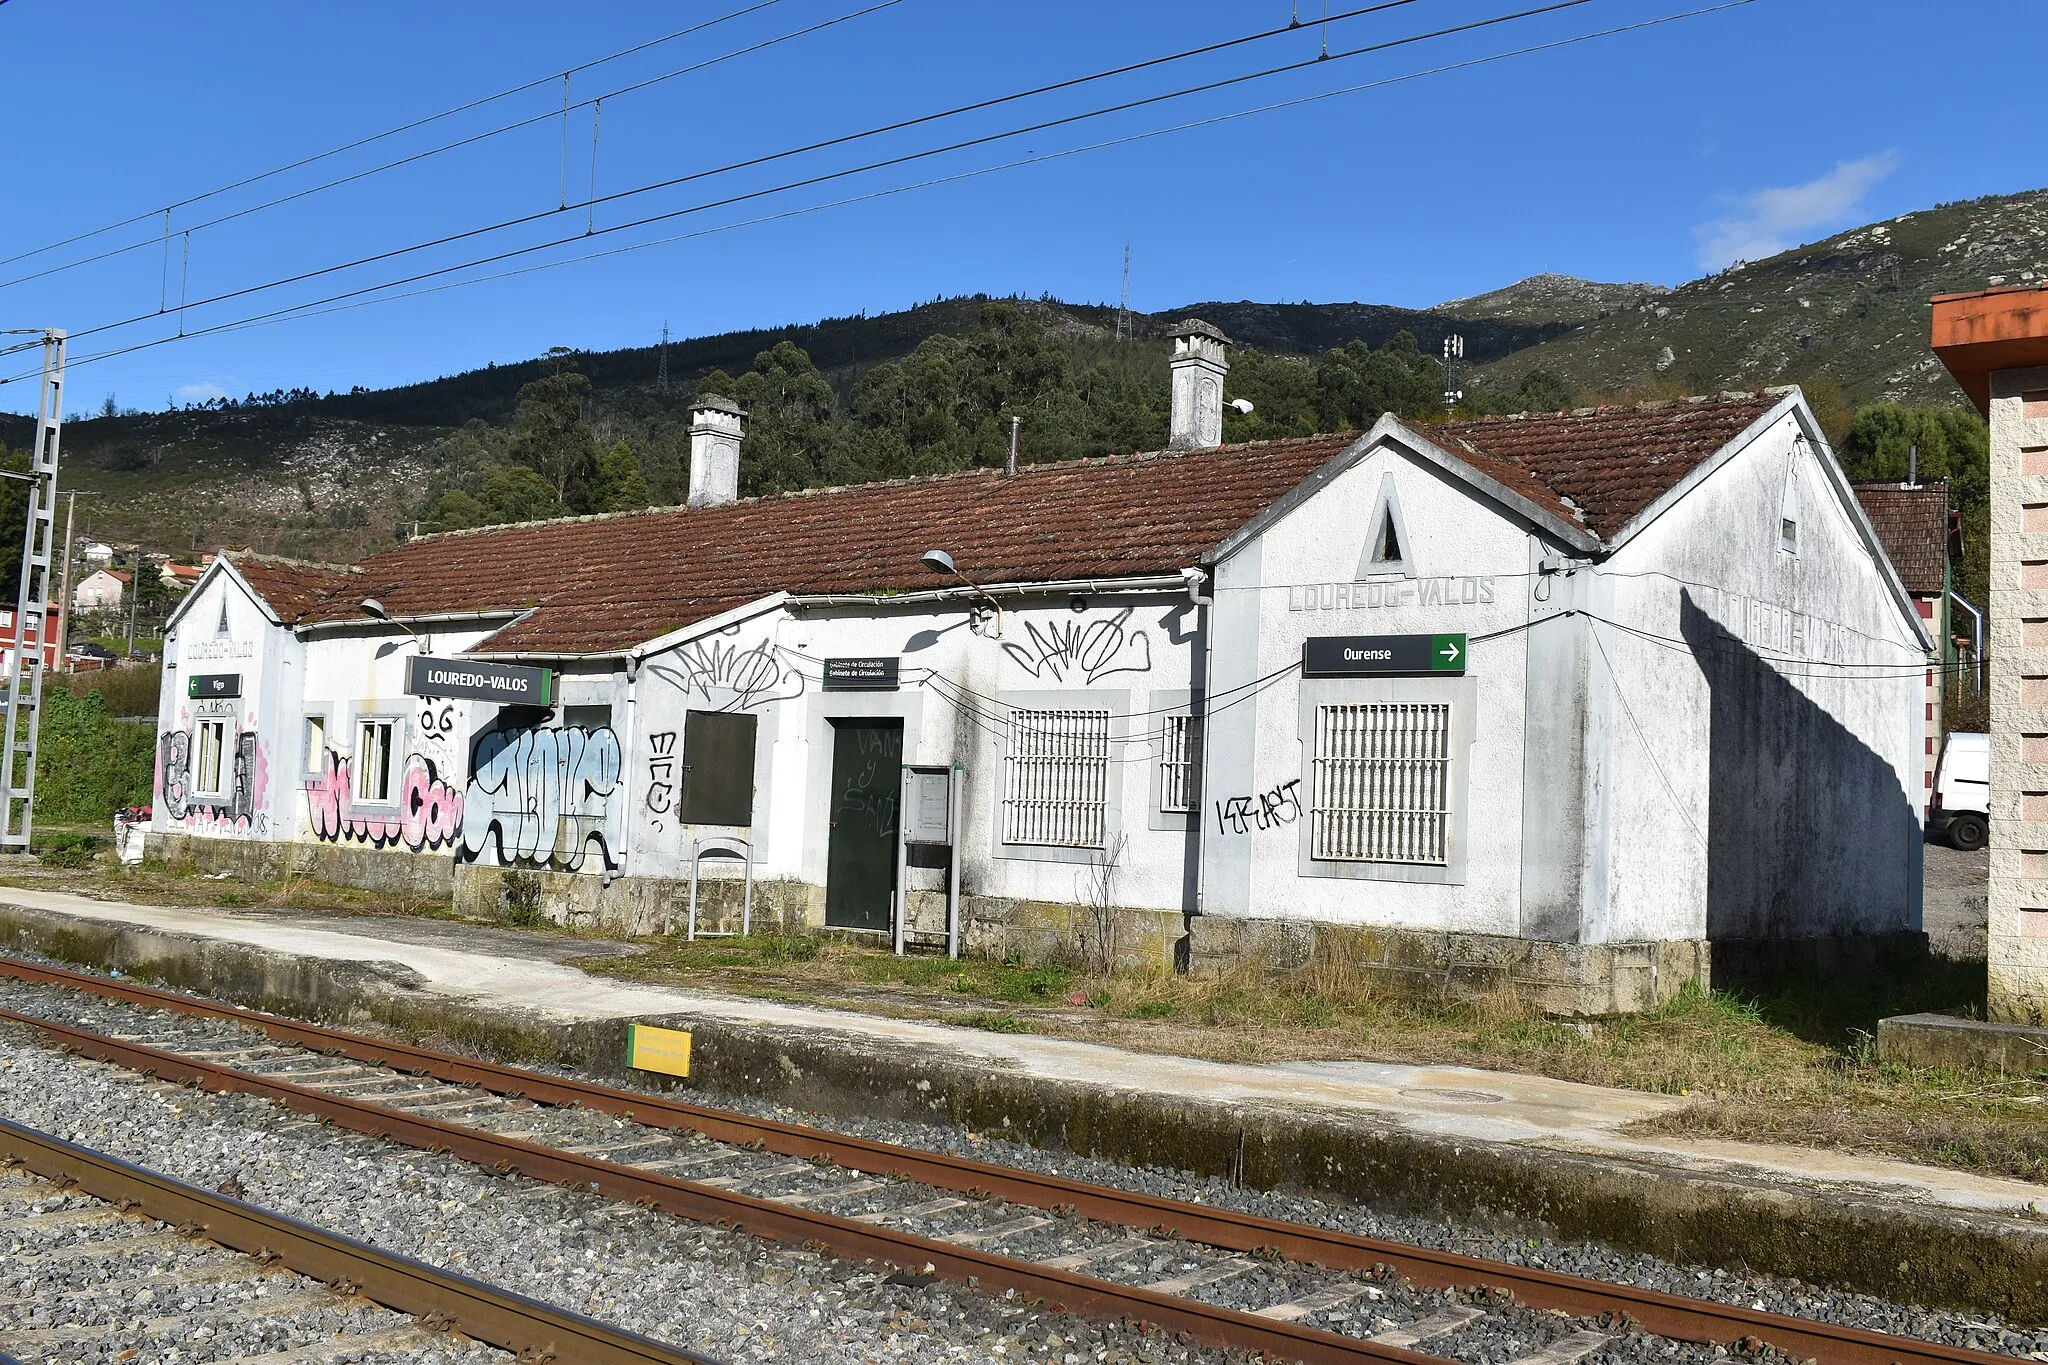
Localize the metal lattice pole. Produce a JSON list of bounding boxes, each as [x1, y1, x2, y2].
[[2, 330, 64, 851]]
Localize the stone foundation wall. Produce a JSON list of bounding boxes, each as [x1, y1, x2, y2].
[[451, 865, 816, 937], [151, 832, 453, 902], [1188, 916, 1706, 1015]]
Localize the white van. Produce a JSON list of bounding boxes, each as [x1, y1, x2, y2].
[[1931, 732, 1989, 851]]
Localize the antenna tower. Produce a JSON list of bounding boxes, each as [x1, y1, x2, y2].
[[1117, 242, 1131, 343], [1442, 334, 1465, 414], [658, 321, 670, 394]]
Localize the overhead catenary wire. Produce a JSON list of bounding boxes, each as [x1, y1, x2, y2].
[[0, 0, 792, 274], [0, 0, 1606, 368], [0, 0, 1758, 386], [0, 0, 907, 296]]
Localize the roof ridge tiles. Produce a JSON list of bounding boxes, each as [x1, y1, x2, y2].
[[223, 550, 361, 575], [404, 431, 1364, 543]]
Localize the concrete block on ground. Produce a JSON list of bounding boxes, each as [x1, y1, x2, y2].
[[1879, 1011, 2048, 1075]]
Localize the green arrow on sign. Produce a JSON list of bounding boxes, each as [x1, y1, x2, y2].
[[1431, 633, 1467, 673]]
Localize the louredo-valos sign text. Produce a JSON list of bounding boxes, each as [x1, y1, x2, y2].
[[822, 656, 900, 691], [404, 655, 553, 706], [1303, 634, 1467, 677]]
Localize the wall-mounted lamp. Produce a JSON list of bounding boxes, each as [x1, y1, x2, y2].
[[360, 597, 423, 648], [920, 550, 1004, 637]]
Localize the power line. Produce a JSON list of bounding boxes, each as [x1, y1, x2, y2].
[[0, 0, 906, 295], [0, 0, 1597, 368], [3, 0, 1760, 385], [0, 0, 791, 275]]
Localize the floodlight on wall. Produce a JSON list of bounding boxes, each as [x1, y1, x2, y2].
[[920, 549, 1003, 637], [1226, 397, 1255, 415]]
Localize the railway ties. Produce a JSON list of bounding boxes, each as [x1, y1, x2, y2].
[[0, 1163, 503, 1363], [2, 954, 2034, 1365]]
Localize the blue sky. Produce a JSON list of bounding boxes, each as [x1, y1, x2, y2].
[[0, 0, 2038, 414]]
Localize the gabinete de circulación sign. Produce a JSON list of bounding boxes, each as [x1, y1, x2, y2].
[[404, 655, 553, 706], [1302, 633, 1467, 676]]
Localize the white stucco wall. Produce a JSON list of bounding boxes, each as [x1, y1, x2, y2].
[[1591, 410, 1925, 944], [154, 567, 303, 841], [1199, 436, 1549, 933]]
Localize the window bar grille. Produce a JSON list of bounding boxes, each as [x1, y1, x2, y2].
[[1004, 707, 1109, 848], [1159, 714, 1199, 813], [1311, 702, 1450, 864]]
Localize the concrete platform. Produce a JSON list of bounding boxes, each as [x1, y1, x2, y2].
[[1, 886, 2045, 1320], [1880, 1011, 2048, 1075]]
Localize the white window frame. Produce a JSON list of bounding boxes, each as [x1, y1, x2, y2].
[[193, 718, 228, 798], [1145, 688, 1201, 833], [1296, 676, 1474, 885], [353, 716, 398, 805], [303, 715, 326, 777], [1308, 701, 1452, 865], [994, 689, 1127, 865]]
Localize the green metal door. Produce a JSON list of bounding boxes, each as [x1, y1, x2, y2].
[[824, 718, 901, 931]]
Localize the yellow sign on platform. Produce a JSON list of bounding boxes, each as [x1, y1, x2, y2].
[[625, 1023, 693, 1078]]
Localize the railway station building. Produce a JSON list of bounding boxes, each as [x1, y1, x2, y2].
[[149, 324, 1932, 1012]]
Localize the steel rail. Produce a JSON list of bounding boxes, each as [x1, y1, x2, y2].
[[0, 954, 2016, 1365], [0, 1004, 1447, 1365], [0, 1115, 722, 1365]]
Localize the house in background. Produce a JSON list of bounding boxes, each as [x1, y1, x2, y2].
[[1853, 481, 1966, 813], [73, 568, 130, 613], [79, 541, 115, 568]]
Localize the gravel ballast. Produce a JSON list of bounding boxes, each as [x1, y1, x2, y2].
[[3, 966, 2045, 1363]]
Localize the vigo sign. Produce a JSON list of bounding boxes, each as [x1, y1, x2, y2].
[[404, 655, 553, 706], [1304, 633, 1467, 676]]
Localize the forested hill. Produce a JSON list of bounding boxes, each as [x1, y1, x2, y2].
[[1, 183, 2036, 569]]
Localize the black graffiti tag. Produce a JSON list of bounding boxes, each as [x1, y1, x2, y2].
[[1215, 778, 1303, 835]]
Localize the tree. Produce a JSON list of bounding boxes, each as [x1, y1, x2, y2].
[[1840, 402, 1989, 609], [99, 394, 117, 421], [1313, 332, 1444, 429], [509, 370, 599, 509], [589, 440, 651, 513], [721, 342, 843, 496]]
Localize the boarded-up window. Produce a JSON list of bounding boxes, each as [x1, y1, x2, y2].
[[680, 710, 758, 826]]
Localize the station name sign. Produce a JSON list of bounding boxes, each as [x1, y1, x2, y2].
[[187, 673, 241, 699], [405, 655, 553, 706], [822, 656, 900, 692], [1303, 634, 1467, 677]]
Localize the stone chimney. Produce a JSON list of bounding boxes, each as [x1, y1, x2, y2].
[[687, 395, 746, 507], [1168, 319, 1232, 450]]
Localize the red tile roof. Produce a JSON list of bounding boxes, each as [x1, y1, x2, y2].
[[1415, 392, 1781, 540], [284, 393, 1789, 656], [1852, 483, 1949, 597], [224, 554, 361, 624]]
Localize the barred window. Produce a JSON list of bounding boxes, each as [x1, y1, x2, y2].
[[1309, 702, 1451, 865], [1158, 714, 1200, 814], [1004, 707, 1110, 848]]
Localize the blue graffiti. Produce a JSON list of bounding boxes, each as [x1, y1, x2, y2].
[[459, 726, 623, 871]]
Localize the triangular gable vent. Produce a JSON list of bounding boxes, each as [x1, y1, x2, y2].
[[1354, 472, 1416, 580], [216, 597, 231, 637]]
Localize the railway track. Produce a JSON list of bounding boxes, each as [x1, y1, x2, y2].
[[0, 953, 2024, 1365], [0, 1115, 715, 1364]]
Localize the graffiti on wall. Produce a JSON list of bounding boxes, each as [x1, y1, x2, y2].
[[304, 750, 463, 853], [1214, 779, 1302, 835], [646, 636, 803, 713], [1001, 606, 1152, 684], [158, 726, 268, 835], [413, 697, 459, 767], [459, 725, 623, 872], [644, 730, 678, 833]]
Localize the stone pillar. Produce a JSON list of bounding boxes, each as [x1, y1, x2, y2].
[[687, 395, 746, 508], [1167, 319, 1231, 450], [1989, 367, 2048, 1022]]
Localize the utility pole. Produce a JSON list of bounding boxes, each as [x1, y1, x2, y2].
[[658, 321, 670, 394], [51, 490, 99, 671], [1116, 243, 1131, 344], [0, 330, 64, 853]]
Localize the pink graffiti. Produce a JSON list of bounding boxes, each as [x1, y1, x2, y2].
[[306, 750, 461, 852]]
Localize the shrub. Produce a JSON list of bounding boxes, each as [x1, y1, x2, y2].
[[33, 688, 154, 824]]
